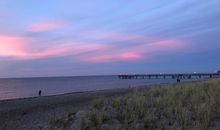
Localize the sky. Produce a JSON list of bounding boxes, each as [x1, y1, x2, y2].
[[0, 0, 220, 78]]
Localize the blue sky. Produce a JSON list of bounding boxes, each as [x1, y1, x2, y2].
[[0, 0, 220, 77]]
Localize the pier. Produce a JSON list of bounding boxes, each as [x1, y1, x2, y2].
[[118, 72, 220, 79]]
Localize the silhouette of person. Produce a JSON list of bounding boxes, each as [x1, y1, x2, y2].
[[38, 90, 42, 96]]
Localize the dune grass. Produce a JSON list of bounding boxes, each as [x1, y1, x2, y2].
[[48, 78, 220, 130]]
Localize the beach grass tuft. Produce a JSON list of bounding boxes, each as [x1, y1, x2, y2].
[[48, 78, 220, 130]]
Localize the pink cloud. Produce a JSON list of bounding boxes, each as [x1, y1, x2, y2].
[[31, 43, 110, 59], [131, 39, 184, 54], [77, 52, 143, 63], [0, 34, 111, 60], [0, 35, 29, 58], [0, 31, 186, 63], [76, 42, 181, 63], [28, 21, 64, 32], [119, 52, 143, 60], [74, 37, 185, 63]]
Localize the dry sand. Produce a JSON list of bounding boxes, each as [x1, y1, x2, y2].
[[0, 88, 133, 130]]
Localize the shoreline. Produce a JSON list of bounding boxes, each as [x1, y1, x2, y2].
[[0, 87, 132, 103], [0, 78, 204, 102], [0, 79, 209, 130], [0, 87, 135, 130], [0, 87, 135, 113]]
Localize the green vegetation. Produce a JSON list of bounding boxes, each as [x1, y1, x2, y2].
[[48, 78, 220, 130]]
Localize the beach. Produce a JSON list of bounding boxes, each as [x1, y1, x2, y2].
[[1, 79, 220, 130], [0, 88, 133, 130], [1, 0, 220, 129]]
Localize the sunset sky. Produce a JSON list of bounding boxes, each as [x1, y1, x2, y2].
[[0, 0, 220, 78]]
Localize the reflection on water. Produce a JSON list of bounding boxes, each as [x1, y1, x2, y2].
[[0, 76, 199, 100]]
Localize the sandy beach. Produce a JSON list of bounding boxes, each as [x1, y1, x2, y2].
[[0, 88, 133, 130], [1, 80, 220, 130]]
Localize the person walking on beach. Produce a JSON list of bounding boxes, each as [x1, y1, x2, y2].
[[38, 90, 42, 96]]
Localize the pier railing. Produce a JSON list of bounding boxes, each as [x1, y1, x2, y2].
[[118, 73, 220, 79]]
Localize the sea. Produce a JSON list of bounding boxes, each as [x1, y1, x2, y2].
[[0, 75, 199, 100]]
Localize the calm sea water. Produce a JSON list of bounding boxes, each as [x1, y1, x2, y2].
[[0, 75, 198, 100]]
